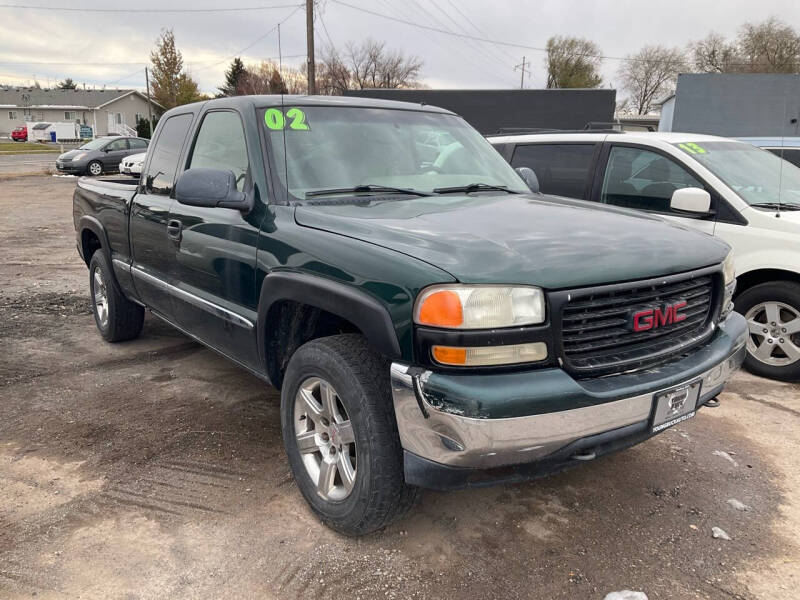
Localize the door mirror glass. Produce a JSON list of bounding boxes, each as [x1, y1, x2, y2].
[[515, 167, 540, 193], [175, 168, 250, 210], [670, 187, 711, 213]]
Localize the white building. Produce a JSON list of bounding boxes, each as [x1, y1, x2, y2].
[[0, 87, 164, 138]]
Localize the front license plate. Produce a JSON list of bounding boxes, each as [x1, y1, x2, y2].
[[651, 381, 701, 433]]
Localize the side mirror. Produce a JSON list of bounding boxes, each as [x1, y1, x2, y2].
[[175, 168, 250, 211], [670, 187, 711, 214], [515, 167, 540, 193]]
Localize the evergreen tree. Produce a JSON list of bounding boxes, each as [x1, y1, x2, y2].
[[219, 57, 246, 96]]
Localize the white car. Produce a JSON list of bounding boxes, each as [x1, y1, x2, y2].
[[490, 131, 800, 381], [120, 152, 146, 176]]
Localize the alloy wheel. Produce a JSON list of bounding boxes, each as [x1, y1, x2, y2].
[[93, 267, 109, 329], [293, 377, 357, 501], [745, 301, 800, 366]]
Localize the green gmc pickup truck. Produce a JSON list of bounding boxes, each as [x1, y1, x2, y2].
[[73, 95, 747, 535]]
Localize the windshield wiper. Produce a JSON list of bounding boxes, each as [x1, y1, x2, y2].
[[305, 184, 431, 198], [432, 183, 519, 194], [750, 202, 800, 211]]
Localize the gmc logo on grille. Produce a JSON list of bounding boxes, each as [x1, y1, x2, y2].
[[630, 301, 688, 332]]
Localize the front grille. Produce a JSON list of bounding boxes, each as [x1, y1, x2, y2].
[[558, 270, 720, 377]]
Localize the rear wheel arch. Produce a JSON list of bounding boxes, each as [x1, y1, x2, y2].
[[78, 216, 111, 266], [257, 272, 402, 388]]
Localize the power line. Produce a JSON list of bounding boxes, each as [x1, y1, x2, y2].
[[193, 4, 304, 72], [330, 0, 692, 66], [0, 2, 302, 13]]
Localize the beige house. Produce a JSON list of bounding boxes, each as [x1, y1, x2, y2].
[[0, 87, 164, 138]]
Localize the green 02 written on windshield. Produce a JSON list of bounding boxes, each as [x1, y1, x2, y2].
[[675, 140, 800, 209], [261, 106, 530, 203]]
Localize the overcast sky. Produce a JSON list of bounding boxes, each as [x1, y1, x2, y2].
[[1, 0, 798, 95]]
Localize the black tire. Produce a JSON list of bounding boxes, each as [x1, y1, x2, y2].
[[86, 160, 103, 176], [735, 281, 800, 382], [280, 334, 418, 535], [88, 251, 144, 342]]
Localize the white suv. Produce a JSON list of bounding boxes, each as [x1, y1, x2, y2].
[[490, 131, 800, 381]]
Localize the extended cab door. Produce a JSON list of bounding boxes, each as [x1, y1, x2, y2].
[[168, 108, 262, 369], [594, 144, 716, 235], [129, 112, 195, 319]]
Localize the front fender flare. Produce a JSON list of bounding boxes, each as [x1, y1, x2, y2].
[[256, 271, 402, 368]]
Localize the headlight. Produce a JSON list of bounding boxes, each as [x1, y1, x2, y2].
[[722, 250, 735, 286], [414, 285, 545, 329], [73, 152, 87, 161]]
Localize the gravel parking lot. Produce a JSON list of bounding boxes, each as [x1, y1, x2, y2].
[[1, 175, 799, 600]]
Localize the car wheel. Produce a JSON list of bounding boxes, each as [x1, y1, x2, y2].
[[87, 160, 103, 176], [280, 334, 418, 535], [735, 281, 800, 382], [88, 251, 144, 342]]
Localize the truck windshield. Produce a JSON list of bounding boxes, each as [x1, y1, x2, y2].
[[262, 106, 529, 200], [674, 141, 800, 207]]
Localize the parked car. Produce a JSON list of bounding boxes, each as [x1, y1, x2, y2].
[[73, 96, 745, 535], [489, 131, 800, 381], [738, 137, 800, 169], [56, 136, 149, 176], [11, 125, 27, 141], [120, 152, 146, 176]]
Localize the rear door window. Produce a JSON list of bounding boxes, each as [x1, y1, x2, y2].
[[129, 138, 149, 150], [510, 143, 596, 199], [143, 113, 193, 195]]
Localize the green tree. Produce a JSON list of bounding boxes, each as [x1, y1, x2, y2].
[[545, 36, 603, 88], [58, 77, 77, 90], [219, 57, 246, 96], [150, 29, 203, 108]]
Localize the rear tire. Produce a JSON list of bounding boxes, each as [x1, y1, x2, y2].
[[280, 334, 418, 535], [735, 281, 800, 382], [87, 160, 103, 176], [88, 251, 144, 342]]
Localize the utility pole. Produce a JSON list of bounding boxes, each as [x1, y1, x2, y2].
[[306, 0, 316, 95], [514, 56, 530, 89], [145, 67, 155, 138]]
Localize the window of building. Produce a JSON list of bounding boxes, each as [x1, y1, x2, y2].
[[187, 111, 250, 191], [115, 113, 122, 124], [64, 111, 77, 121], [135, 113, 144, 124], [143, 113, 193, 196], [8, 111, 18, 120], [510, 143, 597, 199]]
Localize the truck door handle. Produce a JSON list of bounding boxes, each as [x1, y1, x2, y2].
[[167, 219, 182, 242]]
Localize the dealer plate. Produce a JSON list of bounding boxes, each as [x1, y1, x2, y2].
[[651, 380, 701, 433]]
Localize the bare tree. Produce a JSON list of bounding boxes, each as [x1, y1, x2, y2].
[[545, 36, 603, 88], [738, 17, 800, 73], [317, 39, 422, 95], [617, 45, 687, 114], [690, 32, 741, 73]]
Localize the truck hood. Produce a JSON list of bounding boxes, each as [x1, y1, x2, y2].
[[294, 194, 730, 289]]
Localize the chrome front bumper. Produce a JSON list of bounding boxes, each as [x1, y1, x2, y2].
[[391, 321, 746, 471]]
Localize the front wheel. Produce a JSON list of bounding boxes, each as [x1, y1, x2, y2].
[[280, 334, 417, 535], [87, 160, 103, 176], [735, 281, 800, 381]]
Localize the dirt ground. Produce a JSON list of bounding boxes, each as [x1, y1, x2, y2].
[[1, 175, 799, 600]]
